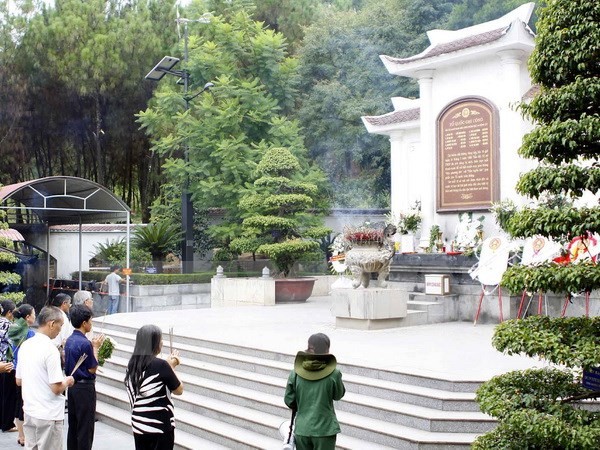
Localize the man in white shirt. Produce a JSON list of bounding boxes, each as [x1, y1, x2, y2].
[[104, 266, 122, 315], [16, 306, 75, 450], [50, 293, 74, 348]]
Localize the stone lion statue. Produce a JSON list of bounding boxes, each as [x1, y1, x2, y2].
[[345, 224, 397, 289]]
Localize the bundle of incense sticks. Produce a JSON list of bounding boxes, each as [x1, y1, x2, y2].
[[169, 326, 174, 354], [69, 353, 88, 376]]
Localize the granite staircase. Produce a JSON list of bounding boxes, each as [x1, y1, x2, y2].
[[93, 321, 493, 449], [403, 292, 461, 327]]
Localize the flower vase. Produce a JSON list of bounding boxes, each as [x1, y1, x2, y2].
[[401, 234, 415, 253]]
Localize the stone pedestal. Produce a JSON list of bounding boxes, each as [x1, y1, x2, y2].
[[331, 288, 408, 330]]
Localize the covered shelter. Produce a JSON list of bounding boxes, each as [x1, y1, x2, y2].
[[0, 176, 131, 311]]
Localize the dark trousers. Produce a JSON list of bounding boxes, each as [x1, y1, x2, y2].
[[295, 434, 337, 450], [133, 429, 175, 450], [0, 370, 16, 431], [67, 382, 96, 450]]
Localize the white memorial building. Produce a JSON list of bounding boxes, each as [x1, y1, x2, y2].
[[362, 3, 537, 246]]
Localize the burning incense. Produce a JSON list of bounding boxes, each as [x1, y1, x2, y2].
[[169, 326, 174, 354]]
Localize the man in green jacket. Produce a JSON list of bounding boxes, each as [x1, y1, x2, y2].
[[284, 333, 346, 450]]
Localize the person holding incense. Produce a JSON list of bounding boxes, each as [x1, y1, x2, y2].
[[15, 306, 74, 450], [64, 305, 105, 450], [124, 324, 183, 450]]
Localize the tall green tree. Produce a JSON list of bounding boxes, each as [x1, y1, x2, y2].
[[4, 0, 177, 219], [137, 6, 327, 245], [296, 0, 459, 207], [445, 0, 540, 29], [475, 0, 600, 447]]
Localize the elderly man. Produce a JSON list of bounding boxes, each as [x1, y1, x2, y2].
[[16, 306, 75, 450], [50, 293, 74, 348]]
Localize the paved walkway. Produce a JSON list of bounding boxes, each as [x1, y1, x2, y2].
[[101, 295, 541, 381], [1, 294, 542, 449]]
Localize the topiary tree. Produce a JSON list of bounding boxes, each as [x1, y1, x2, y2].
[[230, 146, 330, 277], [475, 1, 600, 448]]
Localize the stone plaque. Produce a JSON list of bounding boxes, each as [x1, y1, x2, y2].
[[437, 98, 499, 211]]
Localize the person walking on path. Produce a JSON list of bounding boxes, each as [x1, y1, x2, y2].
[[64, 305, 104, 450], [9, 304, 36, 447], [284, 333, 346, 450], [125, 324, 183, 450], [16, 306, 75, 450], [0, 300, 16, 433], [103, 266, 123, 315]]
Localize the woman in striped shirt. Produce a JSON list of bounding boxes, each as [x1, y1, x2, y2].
[[124, 325, 183, 450]]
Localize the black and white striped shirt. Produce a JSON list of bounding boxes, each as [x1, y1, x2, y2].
[[125, 358, 180, 434]]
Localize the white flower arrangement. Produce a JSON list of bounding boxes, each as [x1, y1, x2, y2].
[[453, 213, 485, 255], [386, 201, 422, 235]]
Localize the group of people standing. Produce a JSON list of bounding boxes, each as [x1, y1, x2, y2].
[[0, 293, 104, 450], [1, 286, 345, 450]]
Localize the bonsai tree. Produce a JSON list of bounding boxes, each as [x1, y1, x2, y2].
[[475, 1, 600, 448], [132, 222, 181, 274], [230, 146, 330, 277]]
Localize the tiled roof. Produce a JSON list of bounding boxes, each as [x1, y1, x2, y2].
[[383, 25, 510, 66], [0, 228, 24, 241], [363, 108, 420, 126], [522, 84, 540, 100], [49, 224, 136, 232]]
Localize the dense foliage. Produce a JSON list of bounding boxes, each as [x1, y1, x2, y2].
[[476, 1, 600, 447], [230, 146, 330, 276]]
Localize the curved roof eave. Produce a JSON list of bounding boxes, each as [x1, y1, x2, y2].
[[0, 176, 131, 226]]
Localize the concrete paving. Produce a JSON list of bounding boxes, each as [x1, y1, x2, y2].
[[1, 294, 543, 449], [100, 294, 542, 382]]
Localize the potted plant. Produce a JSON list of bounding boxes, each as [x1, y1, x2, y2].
[[230, 146, 330, 302], [386, 201, 421, 253]]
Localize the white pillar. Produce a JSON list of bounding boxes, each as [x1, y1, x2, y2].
[[389, 131, 407, 218], [416, 69, 435, 248], [497, 50, 526, 203]]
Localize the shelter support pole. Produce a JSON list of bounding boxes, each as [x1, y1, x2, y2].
[[126, 212, 130, 313], [78, 219, 83, 289], [46, 223, 51, 300]]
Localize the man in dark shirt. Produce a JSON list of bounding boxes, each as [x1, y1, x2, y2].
[[64, 305, 104, 450]]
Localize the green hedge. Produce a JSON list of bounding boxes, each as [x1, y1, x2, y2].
[[74, 271, 213, 285]]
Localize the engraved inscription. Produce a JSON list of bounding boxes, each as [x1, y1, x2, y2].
[[437, 100, 497, 211]]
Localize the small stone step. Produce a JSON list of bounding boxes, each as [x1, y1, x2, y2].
[[96, 401, 229, 450]]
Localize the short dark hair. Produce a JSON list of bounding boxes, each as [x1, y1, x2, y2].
[[51, 293, 71, 307], [307, 333, 330, 354], [110, 265, 121, 272], [0, 300, 16, 317], [38, 306, 63, 326], [70, 304, 93, 328]]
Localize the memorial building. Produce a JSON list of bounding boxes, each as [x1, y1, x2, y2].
[[362, 3, 537, 246]]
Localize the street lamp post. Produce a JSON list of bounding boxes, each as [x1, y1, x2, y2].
[[145, 13, 212, 274]]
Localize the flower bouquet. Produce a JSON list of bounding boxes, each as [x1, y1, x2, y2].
[[453, 213, 485, 256], [97, 336, 117, 366]]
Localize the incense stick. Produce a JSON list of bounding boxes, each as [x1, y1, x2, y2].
[[69, 353, 88, 376], [169, 326, 174, 354]]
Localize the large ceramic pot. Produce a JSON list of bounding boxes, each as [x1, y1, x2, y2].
[[275, 278, 316, 303]]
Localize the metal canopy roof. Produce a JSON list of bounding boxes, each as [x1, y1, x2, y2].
[[0, 176, 130, 225]]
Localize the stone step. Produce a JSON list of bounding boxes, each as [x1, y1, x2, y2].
[[96, 401, 230, 450], [99, 359, 492, 434], [97, 324, 482, 393], [94, 321, 488, 448], [103, 332, 481, 411], [96, 380, 397, 449]]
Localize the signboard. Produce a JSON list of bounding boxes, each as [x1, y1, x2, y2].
[[437, 98, 499, 212], [583, 367, 600, 391]]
